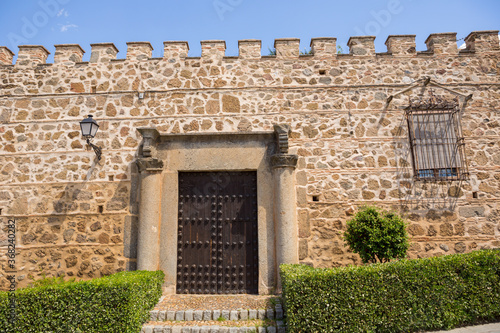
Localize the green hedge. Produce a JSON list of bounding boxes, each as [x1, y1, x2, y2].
[[0, 270, 164, 333], [281, 249, 500, 333]]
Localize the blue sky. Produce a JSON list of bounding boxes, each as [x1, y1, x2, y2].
[[0, 0, 498, 61]]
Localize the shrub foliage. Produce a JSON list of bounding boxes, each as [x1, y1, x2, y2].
[[344, 206, 410, 263], [280, 249, 500, 333], [0, 270, 164, 333]]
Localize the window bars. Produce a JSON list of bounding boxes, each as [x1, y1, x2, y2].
[[405, 91, 469, 182]]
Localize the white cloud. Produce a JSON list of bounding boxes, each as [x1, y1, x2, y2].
[[60, 24, 78, 32], [57, 9, 69, 17]]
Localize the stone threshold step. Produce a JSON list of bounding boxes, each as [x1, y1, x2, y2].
[[151, 306, 283, 322], [142, 325, 286, 333]]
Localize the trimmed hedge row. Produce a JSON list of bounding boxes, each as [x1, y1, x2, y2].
[[281, 249, 500, 333], [0, 270, 164, 333]]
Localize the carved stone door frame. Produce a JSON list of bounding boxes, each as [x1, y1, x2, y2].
[[135, 125, 298, 294]]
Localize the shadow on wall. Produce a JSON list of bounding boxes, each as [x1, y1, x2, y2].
[[22, 149, 140, 282]]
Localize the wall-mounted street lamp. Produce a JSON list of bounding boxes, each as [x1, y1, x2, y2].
[[79, 114, 102, 161]]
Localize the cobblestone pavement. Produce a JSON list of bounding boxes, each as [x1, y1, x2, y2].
[[426, 322, 500, 333]]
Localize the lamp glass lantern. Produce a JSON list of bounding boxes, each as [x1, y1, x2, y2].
[[80, 114, 99, 139], [79, 114, 102, 160]]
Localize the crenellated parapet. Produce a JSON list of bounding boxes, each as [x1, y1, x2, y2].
[[126, 42, 153, 61], [163, 41, 189, 62], [0, 30, 497, 68], [16, 45, 50, 66], [89, 43, 118, 63], [54, 44, 85, 64], [0, 46, 14, 65], [310, 37, 337, 59], [274, 38, 300, 59], [464, 30, 500, 53], [238, 39, 261, 59], [347, 36, 375, 56], [201, 40, 226, 60], [385, 35, 416, 55], [424, 32, 458, 55]]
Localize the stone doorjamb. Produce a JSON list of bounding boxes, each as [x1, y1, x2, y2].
[[135, 125, 298, 294]]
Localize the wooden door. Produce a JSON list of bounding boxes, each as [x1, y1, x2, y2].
[[176, 172, 258, 294]]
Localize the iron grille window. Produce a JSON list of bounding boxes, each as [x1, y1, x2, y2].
[[405, 93, 469, 181]]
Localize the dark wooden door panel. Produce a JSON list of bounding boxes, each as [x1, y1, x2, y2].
[[177, 171, 258, 294]]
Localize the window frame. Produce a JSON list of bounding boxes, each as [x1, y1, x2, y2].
[[405, 93, 469, 182]]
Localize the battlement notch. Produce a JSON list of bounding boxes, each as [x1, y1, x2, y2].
[[0, 47, 14, 65], [464, 30, 500, 52], [201, 40, 226, 59], [310, 37, 337, 59], [54, 44, 85, 64], [274, 38, 300, 59], [347, 36, 375, 56], [163, 41, 189, 62], [16, 45, 50, 66], [238, 40, 261, 59], [385, 35, 416, 55], [90, 43, 118, 63], [425, 32, 457, 55]]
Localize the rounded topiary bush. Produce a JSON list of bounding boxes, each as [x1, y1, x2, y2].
[[344, 206, 410, 264]]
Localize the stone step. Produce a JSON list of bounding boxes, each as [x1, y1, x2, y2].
[[150, 305, 283, 322], [141, 324, 286, 333]]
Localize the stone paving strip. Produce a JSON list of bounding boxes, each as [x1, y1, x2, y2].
[[150, 304, 283, 322], [141, 324, 286, 333], [143, 295, 285, 332]]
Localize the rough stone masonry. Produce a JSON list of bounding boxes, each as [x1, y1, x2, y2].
[[0, 30, 499, 292]]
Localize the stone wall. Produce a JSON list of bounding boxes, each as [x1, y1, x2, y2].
[[0, 30, 499, 290]]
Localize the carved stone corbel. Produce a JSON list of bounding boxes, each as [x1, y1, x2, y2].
[[272, 124, 298, 169], [273, 124, 291, 154], [137, 127, 160, 158], [137, 128, 163, 173]]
